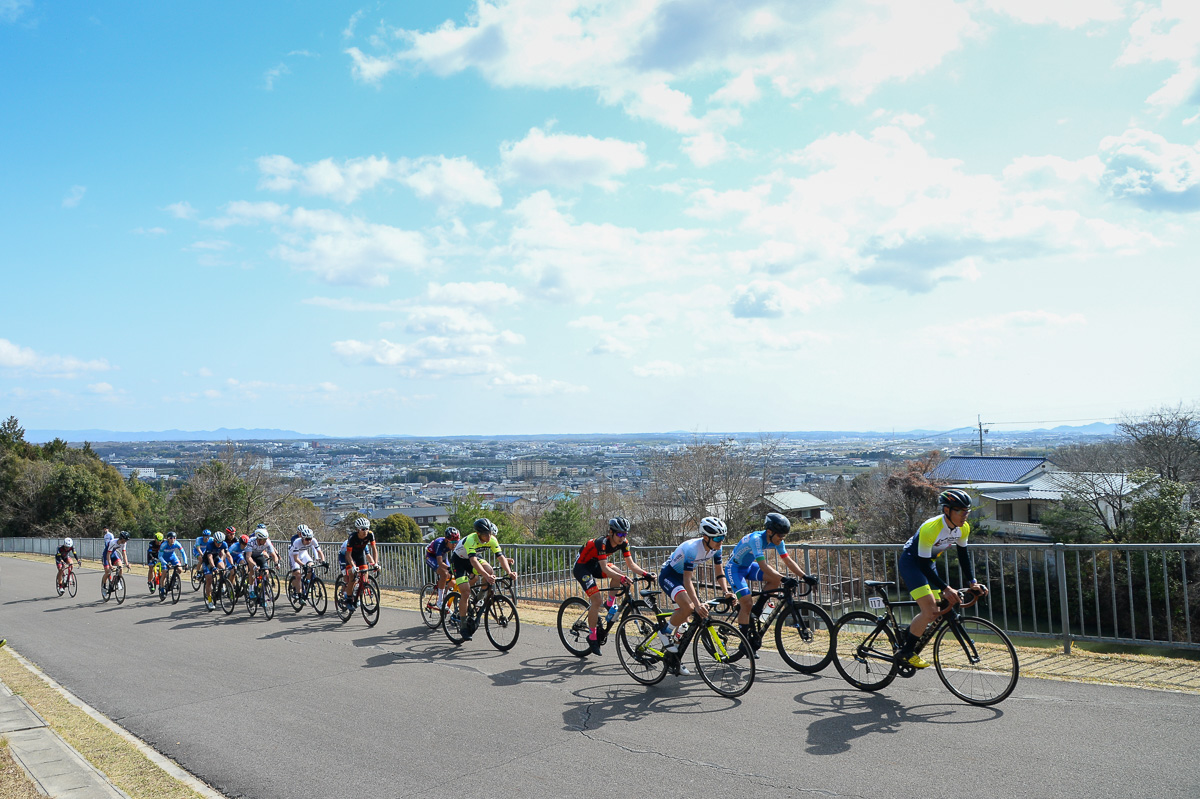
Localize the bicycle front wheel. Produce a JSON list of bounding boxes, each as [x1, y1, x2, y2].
[[934, 616, 1019, 706], [556, 596, 592, 657], [441, 592, 466, 645], [310, 577, 327, 616], [693, 620, 756, 698], [616, 615, 666, 686], [832, 611, 899, 691], [360, 581, 380, 627], [67, 571, 78, 598], [334, 576, 353, 623], [419, 583, 441, 629], [262, 584, 276, 620], [169, 573, 181, 604], [100, 576, 111, 603], [245, 583, 258, 617], [776, 601, 835, 674], [113, 576, 125, 604], [484, 595, 520, 651]]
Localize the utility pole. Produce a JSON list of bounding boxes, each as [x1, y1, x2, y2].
[[977, 415, 991, 455]]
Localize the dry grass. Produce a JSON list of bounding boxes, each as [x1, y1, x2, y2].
[[0, 737, 45, 799], [0, 648, 218, 799]]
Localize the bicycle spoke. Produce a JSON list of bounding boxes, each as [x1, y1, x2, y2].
[[934, 617, 1019, 706]]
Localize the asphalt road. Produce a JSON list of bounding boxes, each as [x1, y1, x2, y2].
[[1, 555, 1197, 799]]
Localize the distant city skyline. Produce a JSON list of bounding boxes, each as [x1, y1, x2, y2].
[[2, 2, 1198, 436]]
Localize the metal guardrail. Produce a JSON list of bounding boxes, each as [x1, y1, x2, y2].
[[4, 537, 1198, 653]]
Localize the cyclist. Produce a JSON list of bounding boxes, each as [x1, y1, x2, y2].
[[654, 517, 733, 654], [895, 488, 986, 669], [103, 531, 130, 589], [424, 527, 461, 613], [55, 537, 80, 591], [573, 517, 653, 656], [146, 533, 165, 591], [157, 532, 188, 599], [343, 517, 378, 608], [192, 529, 213, 567], [246, 525, 279, 601], [288, 524, 325, 599], [450, 518, 518, 640], [724, 513, 818, 654], [202, 530, 232, 610]]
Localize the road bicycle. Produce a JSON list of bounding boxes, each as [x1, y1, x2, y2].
[[55, 561, 78, 598], [159, 563, 184, 604], [442, 574, 520, 651], [100, 562, 126, 604], [712, 576, 835, 673], [556, 575, 660, 657], [335, 565, 381, 627], [189, 561, 204, 592], [245, 566, 277, 620], [215, 568, 241, 615], [286, 562, 329, 615], [147, 561, 163, 595], [616, 599, 755, 698], [832, 581, 1019, 706], [419, 568, 456, 629]]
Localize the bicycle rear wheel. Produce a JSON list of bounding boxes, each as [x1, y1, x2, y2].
[[556, 596, 592, 657], [419, 583, 441, 629], [616, 615, 666, 686], [484, 595, 520, 651], [361, 581, 380, 627], [310, 577, 327, 616], [934, 616, 1019, 706], [67, 571, 77, 597], [334, 576, 353, 623], [441, 592, 467, 645], [694, 620, 755, 698], [775, 601, 835, 674], [113, 576, 125, 604], [262, 584, 276, 620], [832, 611, 899, 691], [287, 579, 304, 612], [190, 565, 202, 592]]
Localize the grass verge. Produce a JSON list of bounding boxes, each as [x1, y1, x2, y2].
[[0, 737, 45, 799]]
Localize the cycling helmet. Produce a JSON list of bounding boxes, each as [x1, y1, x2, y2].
[[155, 532, 164, 542], [103, 531, 114, 544], [201, 529, 211, 538], [473, 518, 498, 536], [212, 530, 224, 543], [239, 534, 250, 546], [353, 517, 371, 531], [225, 526, 237, 536], [299, 525, 313, 539], [764, 512, 791, 535], [167, 531, 177, 539], [119, 531, 130, 540], [255, 523, 267, 531], [939, 489, 972, 510], [255, 528, 268, 541], [64, 537, 73, 548], [698, 517, 728, 539], [445, 527, 461, 541], [608, 517, 631, 535]]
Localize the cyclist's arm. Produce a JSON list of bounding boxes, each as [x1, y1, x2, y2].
[[623, 550, 650, 578], [368, 540, 378, 565], [957, 544, 976, 584], [599, 556, 625, 581]]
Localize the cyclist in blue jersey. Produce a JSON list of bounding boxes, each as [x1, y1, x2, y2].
[[424, 527, 461, 614], [654, 517, 733, 654], [157, 532, 188, 599], [192, 529, 213, 564], [202, 530, 232, 610], [895, 489, 986, 668], [724, 513, 818, 654]]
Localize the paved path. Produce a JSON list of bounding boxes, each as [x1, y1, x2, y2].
[[2, 555, 1198, 799]]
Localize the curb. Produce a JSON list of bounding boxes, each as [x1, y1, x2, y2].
[[5, 646, 226, 799]]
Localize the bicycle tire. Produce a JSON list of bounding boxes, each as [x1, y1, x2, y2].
[[113, 576, 125, 604], [168, 572, 181, 604], [100, 576, 111, 603], [267, 570, 281, 600], [262, 583, 276, 620], [361, 581, 380, 627], [310, 577, 327, 616], [616, 614, 666, 686], [245, 582, 259, 617], [334, 576, 353, 623], [190, 565, 200, 592], [287, 579, 304, 612], [484, 595, 520, 651], [441, 591, 467, 645], [218, 575, 237, 615], [934, 616, 1019, 706], [66, 571, 77, 598], [419, 583, 441, 629], [556, 596, 593, 657], [833, 611, 899, 691], [775, 601, 835, 674], [55, 574, 65, 597], [693, 620, 756, 698]]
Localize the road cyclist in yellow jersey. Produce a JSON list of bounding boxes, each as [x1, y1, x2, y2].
[[895, 488, 987, 668], [450, 518, 518, 640]]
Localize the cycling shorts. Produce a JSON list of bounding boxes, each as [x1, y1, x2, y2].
[[724, 561, 764, 598], [425, 555, 445, 573], [657, 565, 687, 601], [348, 547, 370, 568], [451, 553, 480, 584], [251, 552, 268, 568], [161, 554, 181, 567], [572, 560, 604, 596], [898, 551, 941, 601], [337, 552, 346, 570], [291, 551, 313, 571], [229, 551, 245, 564], [55, 554, 69, 565]]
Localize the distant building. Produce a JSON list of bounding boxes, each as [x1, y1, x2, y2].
[[751, 491, 829, 523], [507, 458, 550, 479]]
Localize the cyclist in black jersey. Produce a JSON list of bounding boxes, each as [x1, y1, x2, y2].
[[344, 517, 378, 606], [55, 538, 80, 590]]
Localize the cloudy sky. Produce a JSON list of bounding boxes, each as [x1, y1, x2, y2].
[[2, 1, 1198, 436]]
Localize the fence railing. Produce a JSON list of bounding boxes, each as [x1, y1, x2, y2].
[[5, 537, 1199, 653]]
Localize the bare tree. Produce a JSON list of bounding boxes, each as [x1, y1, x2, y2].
[[647, 437, 770, 536], [1119, 403, 1200, 482], [1048, 441, 1137, 538]]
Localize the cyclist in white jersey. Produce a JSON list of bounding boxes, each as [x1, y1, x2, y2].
[[654, 517, 733, 653], [288, 525, 325, 598]]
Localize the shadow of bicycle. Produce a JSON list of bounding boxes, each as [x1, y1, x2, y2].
[[562, 680, 742, 731]]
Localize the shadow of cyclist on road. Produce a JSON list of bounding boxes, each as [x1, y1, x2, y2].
[[562, 681, 742, 733]]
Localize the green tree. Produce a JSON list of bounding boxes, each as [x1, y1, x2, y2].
[[445, 491, 526, 543], [536, 497, 590, 544], [1128, 471, 1199, 543], [1039, 495, 1106, 543], [375, 513, 422, 543]]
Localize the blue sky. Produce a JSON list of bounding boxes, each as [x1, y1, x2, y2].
[[2, 0, 1198, 436]]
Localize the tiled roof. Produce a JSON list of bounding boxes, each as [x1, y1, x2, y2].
[[928, 456, 1052, 484], [762, 491, 827, 511]]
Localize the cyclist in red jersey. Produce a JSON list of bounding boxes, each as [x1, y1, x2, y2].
[[572, 517, 652, 655]]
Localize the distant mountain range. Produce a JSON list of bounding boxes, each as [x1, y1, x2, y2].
[[23, 422, 1118, 444]]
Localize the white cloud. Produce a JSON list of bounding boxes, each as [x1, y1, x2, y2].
[[343, 9, 365, 39], [500, 127, 646, 190], [1098, 128, 1200, 211], [132, 226, 168, 235], [188, 239, 233, 251], [0, 339, 111, 376], [985, 0, 1129, 28], [1118, 2, 1200, 109], [729, 279, 842, 318], [198, 367, 213, 377], [87, 382, 114, 394], [346, 46, 400, 82], [489, 371, 588, 396], [264, 62, 289, 90], [403, 155, 502, 207], [633, 360, 685, 378], [0, 1, 31, 23], [426, 281, 521, 305], [927, 308, 1087, 356], [257, 153, 500, 207], [709, 70, 761, 106], [166, 201, 197, 219], [62, 185, 86, 208]]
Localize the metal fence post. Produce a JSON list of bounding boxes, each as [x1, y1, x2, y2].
[[1055, 542, 1071, 655]]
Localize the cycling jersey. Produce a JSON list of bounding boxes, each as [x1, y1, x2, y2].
[[203, 540, 229, 568], [55, 545, 78, 563], [247, 538, 276, 559], [425, 537, 455, 561], [192, 535, 212, 559], [899, 514, 974, 599], [346, 532, 375, 567], [904, 515, 971, 559], [662, 538, 722, 575], [102, 542, 126, 567], [576, 535, 629, 565], [227, 542, 247, 564], [453, 532, 501, 560], [146, 540, 162, 563], [726, 530, 785, 569], [289, 537, 319, 560], [159, 541, 187, 567]]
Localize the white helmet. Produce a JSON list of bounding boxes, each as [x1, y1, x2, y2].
[[699, 517, 728, 539], [353, 517, 371, 531], [64, 537, 73, 548], [255, 528, 268, 541], [299, 525, 313, 539]]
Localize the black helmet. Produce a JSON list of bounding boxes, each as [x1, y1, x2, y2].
[[939, 489, 972, 510], [473, 518, 498, 536], [119, 530, 130, 540], [608, 517, 631, 534], [764, 512, 791, 535]]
